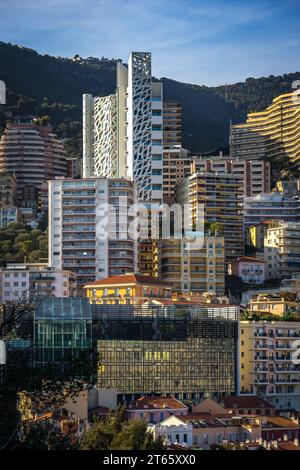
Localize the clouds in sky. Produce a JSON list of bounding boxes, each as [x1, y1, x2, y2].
[[0, 0, 299, 85]]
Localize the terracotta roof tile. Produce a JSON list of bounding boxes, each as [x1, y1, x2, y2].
[[127, 396, 187, 410], [84, 273, 171, 288], [219, 396, 274, 409]]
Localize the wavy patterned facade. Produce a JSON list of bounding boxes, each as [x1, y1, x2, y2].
[[82, 52, 163, 203], [230, 92, 300, 166], [93, 94, 117, 178]]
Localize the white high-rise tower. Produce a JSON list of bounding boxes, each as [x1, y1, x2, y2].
[[82, 52, 163, 203]]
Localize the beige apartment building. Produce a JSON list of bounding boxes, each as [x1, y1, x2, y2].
[[230, 92, 300, 166], [161, 236, 225, 296], [240, 321, 300, 409], [177, 172, 243, 262]]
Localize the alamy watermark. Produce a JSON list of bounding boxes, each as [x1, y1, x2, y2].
[[95, 198, 205, 251]]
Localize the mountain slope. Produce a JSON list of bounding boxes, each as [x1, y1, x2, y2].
[[1, 42, 299, 154]]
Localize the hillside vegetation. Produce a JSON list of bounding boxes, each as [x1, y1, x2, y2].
[[1, 42, 300, 154]]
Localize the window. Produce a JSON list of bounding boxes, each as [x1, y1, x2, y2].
[[152, 169, 162, 175], [183, 434, 187, 443]]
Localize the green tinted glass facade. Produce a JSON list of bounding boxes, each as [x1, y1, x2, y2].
[[94, 305, 238, 400], [34, 298, 92, 367]]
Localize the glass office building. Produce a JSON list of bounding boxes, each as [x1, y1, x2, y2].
[[34, 297, 92, 368], [93, 304, 239, 401]]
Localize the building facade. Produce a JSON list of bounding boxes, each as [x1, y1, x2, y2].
[[191, 155, 271, 197], [0, 171, 16, 206], [0, 205, 20, 228], [161, 236, 225, 296], [243, 192, 300, 232], [177, 172, 244, 262], [230, 92, 300, 167], [264, 221, 300, 279], [0, 120, 67, 208], [0, 263, 77, 303], [94, 304, 239, 401], [162, 146, 191, 204], [48, 177, 138, 293], [33, 297, 92, 369], [84, 273, 172, 305], [163, 101, 182, 148], [240, 321, 300, 409], [82, 52, 163, 203], [228, 256, 266, 285]]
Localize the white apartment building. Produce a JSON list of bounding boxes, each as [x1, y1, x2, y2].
[[48, 177, 138, 293], [0, 263, 76, 303], [83, 52, 163, 203], [0, 205, 20, 228], [240, 321, 300, 410], [148, 415, 193, 448], [264, 221, 300, 280], [243, 192, 300, 232]]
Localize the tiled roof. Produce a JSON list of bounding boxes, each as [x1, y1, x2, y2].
[[263, 416, 300, 429], [277, 441, 300, 451], [219, 396, 274, 409], [234, 256, 266, 264], [180, 412, 259, 428], [127, 396, 187, 411], [84, 273, 171, 288]]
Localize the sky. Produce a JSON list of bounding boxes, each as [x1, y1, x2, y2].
[[0, 0, 300, 86]]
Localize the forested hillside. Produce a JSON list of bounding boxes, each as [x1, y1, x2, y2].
[[1, 42, 299, 154]]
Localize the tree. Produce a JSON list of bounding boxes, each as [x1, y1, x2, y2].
[[282, 307, 298, 322], [80, 407, 165, 451], [17, 419, 78, 450], [209, 222, 224, 235]]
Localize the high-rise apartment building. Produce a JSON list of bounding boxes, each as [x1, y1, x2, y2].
[[161, 236, 225, 296], [264, 221, 300, 279], [230, 92, 300, 166], [243, 192, 300, 232], [0, 120, 67, 208], [191, 155, 271, 197], [83, 52, 163, 203], [163, 101, 182, 148], [240, 321, 300, 410], [163, 146, 191, 204], [0, 172, 16, 206], [177, 172, 244, 262], [48, 177, 138, 293]]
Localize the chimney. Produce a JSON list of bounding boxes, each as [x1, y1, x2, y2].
[[294, 438, 299, 447]]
